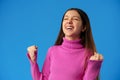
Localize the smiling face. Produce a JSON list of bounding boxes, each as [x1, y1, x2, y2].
[[62, 10, 84, 40]]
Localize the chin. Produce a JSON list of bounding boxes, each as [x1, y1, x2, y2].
[[65, 35, 75, 38], [65, 34, 73, 36]]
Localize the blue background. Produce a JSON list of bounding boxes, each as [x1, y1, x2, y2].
[[0, 0, 120, 80]]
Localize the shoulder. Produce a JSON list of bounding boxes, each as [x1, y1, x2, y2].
[[45, 45, 61, 59], [48, 45, 60, 51], [47, 45, 60, 55]]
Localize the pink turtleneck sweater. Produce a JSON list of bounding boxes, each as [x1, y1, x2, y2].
[[27, 38, 103, 80]]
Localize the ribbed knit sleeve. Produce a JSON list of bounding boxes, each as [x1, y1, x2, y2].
[[27, 47, 52, 80], [83, 60, 103, 80]]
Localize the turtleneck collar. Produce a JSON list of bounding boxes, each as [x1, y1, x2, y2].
[[61, 37, 83, 49]]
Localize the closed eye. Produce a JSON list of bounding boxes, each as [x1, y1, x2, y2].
[[63, 17, 68, 20], [72, 16, 80, 20]]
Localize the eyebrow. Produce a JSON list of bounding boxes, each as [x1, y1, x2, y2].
[[64, 15, 80, 18]]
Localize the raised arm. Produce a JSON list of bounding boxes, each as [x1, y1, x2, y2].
[[27, 45, 41, 80], [27, 45, 52, 80], [83, 52, 103, 80]]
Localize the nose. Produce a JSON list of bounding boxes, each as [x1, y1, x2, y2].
[[68, 19, 73, 24]]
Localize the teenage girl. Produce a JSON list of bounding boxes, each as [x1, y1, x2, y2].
[[27, 8, 103, 80]]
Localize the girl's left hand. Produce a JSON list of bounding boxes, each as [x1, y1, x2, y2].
[[90, 52, 103, 61]]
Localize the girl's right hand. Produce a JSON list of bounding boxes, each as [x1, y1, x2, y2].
[[27, 45, 38, 63]]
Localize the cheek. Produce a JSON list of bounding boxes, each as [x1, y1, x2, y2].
[[62, 21, 65, 27], [75, 23, 83, 30], [62, 23, 65, 33], [74, 23, 83, 34], [62, 22, 66, 30]]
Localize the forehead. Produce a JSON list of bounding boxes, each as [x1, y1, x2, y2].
[[64, 10, 80, 17]]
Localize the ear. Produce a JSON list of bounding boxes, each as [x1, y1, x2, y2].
[[82, 26, 86, 32]]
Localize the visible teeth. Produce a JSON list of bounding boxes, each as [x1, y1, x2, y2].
[[66, 26, 73, 29], [67, 26, 72, 28]]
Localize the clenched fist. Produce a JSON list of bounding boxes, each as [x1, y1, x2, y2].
[[90, 52, 103, 61], [27, 45, 38, 63]]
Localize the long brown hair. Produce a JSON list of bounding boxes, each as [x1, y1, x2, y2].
[[55, 8, 99, 80]]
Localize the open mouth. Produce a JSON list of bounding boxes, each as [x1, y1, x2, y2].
[[66, 26, 74, 31]]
